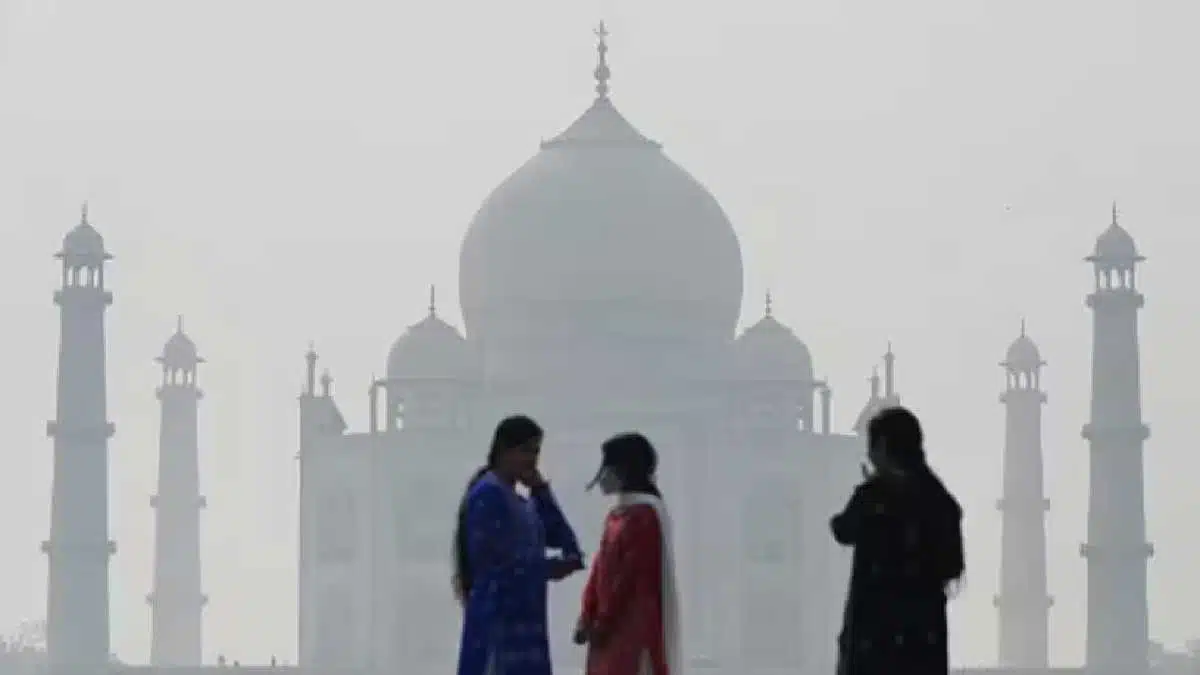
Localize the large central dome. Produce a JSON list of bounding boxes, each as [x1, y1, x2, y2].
[[458, 31, 744, 353]]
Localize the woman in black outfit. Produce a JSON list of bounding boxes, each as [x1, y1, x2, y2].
[[832, 406, 965, 675]]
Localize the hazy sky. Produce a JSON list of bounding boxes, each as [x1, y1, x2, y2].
[[1, 0, 1198, 667]]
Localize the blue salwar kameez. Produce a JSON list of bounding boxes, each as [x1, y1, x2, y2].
[[457, 472, 583, 675]]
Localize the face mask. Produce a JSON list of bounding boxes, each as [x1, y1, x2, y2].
[[596, 467, 623, 496]]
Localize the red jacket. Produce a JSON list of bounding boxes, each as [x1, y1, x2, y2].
[[580, 503, 668, 675]]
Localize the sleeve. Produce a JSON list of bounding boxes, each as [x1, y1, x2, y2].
[[531, 483, 585, 561], [588, 507, 662, 642], [579, 529, 603, 626], [934, 509, 965, 583], [465, 483, 515, 578], [831, 483, 872, 545]]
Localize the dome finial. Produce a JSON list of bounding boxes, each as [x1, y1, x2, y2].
[[1020, 317, 1027, 337], [1112, 200, 1119, 226], [176, 315, 184, 334], [80, 201, 89, 225], [764, 290, 773, 317], [593, 21, 611, 99], [428, 284, 437, 318]]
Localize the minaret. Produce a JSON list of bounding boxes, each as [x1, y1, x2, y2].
[[852, 346, 901, 433], [44, 203, 116, 669], [148, 317, 207, 665], [1081, 204, 1152, 675], [995, 321, 1051, 667]]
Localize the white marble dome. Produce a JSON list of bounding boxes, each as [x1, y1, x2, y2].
[[458, 93, 744, 346]]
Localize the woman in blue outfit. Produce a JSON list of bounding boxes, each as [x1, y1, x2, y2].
[[454, 415, 586, 675]]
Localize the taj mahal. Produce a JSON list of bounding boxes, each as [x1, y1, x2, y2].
[[36, 25, 1158, 675]]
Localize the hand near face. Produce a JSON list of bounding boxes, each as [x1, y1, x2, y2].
[[519, 465, 548, 489]]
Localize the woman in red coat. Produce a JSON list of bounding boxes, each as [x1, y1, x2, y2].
[[574, 433, 680, 675]]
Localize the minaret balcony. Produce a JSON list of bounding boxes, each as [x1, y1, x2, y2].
[[1079, 541, 1154, 560], [1080, 423, 1150, 442], [149, 494, 208, 509], [998, 390, 1047, 404], [53, 287, 113, 307], [995, 498, 1050, 512], [156, 386, 204, 401], [1086, 289, 1144, 309], [41, 539, 117, 557], [46, 420, 116, 440]]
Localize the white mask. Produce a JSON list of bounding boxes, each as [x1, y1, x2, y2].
[[595, 467, 623, 496]]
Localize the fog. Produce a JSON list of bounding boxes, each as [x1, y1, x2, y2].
[[1, 0, 1198, 670]]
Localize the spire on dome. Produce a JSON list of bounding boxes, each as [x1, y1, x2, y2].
[[883, 342, 896, 398], [593, 21, 611, 99], [765, 290, 773, 317], [1004, 320, 1044, 371], [303, 342, 318, 396], [59, 200, 111, 263], [158, 315, 202, 371], [1090, 200, 1141, 263], [539, 22, 658, 149], [428, 285, 437, 318]]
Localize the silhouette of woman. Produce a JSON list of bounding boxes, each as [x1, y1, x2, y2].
[[832, 407, 965, 675]]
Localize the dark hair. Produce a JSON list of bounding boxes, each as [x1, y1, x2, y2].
[[867, 406, 925, 469], [867, 406, 966, 585], [452, 415, 544, 599], [600, 432, 662, 498]]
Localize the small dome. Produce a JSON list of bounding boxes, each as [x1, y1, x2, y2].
[[386, 312, 475, 381], [1091, 205, 1140, 261], [61, 223, 109, 261], [1093, 222, 1138, 260], [734, 314, 814, 382], [159, 318, 202, 368], [163, 332, 198, 365], [59, 204, 109, 261], [1004, 333, 1042, 370]]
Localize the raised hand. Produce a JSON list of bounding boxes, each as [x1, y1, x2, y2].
[[520, 466, 548, 489]]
